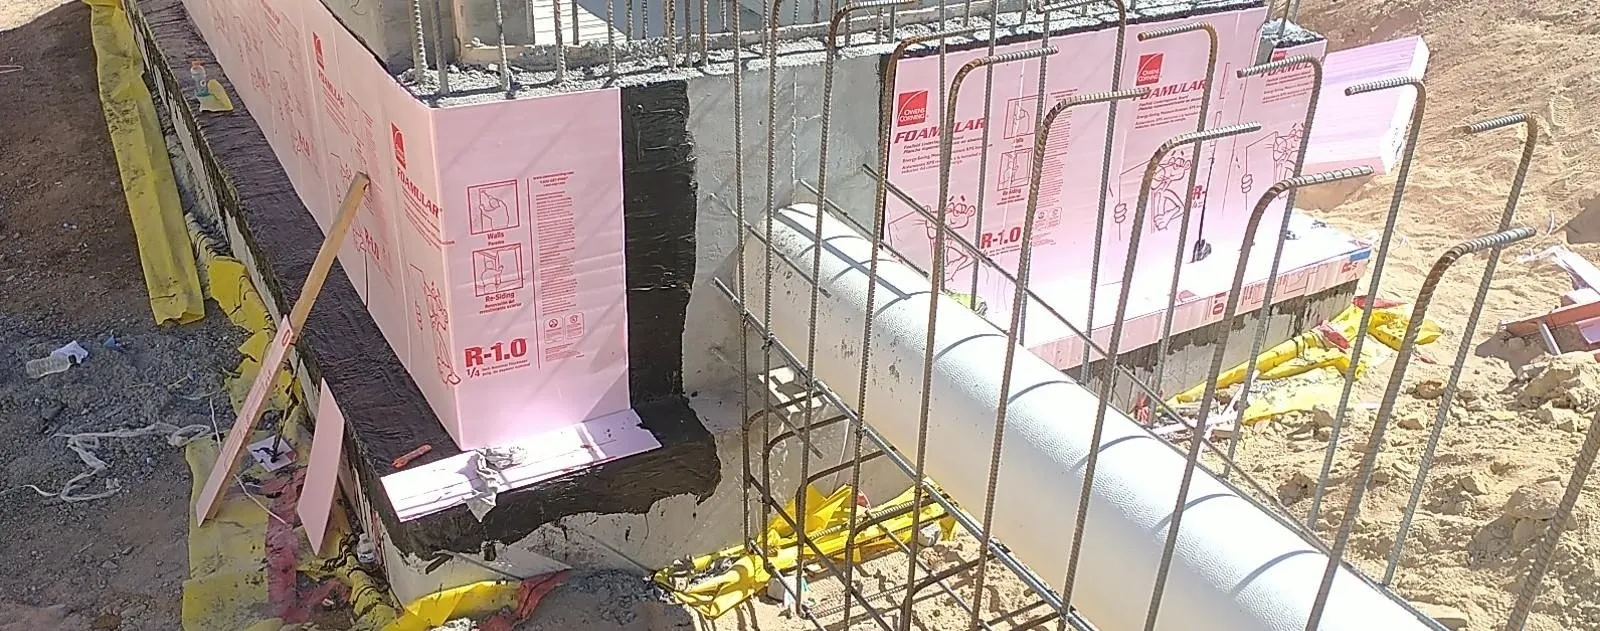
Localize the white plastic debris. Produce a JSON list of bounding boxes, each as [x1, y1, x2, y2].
[[24, 341, 90, 379]]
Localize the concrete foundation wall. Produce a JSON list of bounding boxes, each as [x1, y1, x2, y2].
[[320, 0, 428, 70]]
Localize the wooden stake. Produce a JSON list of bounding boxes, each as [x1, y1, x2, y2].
[[194, 173, 370, 525]]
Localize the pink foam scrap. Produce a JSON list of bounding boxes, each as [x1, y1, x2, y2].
[[380, 408, 660, 522], [1578, 318, 1600, 346], [298, 380, 348, 555], [1304, 36, 1430, 176], [1564, 288, 1600, 307]]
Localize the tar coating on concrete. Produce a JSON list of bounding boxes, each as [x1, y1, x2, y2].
[[132, 0, 718, 557], [621, 80, 699, 404]]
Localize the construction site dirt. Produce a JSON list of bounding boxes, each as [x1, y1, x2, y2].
[[1, 0, 1599, 630]]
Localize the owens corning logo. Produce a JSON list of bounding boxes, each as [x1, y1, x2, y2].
[[897, 91, 928, 127], [1136, 53, 1164, 86], [313, 34, 326, 70], [391, 124, 407, 169], [1266, 49, 1295, 77]]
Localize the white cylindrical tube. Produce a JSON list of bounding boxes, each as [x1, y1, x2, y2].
[[742, 203, 1429, 631]]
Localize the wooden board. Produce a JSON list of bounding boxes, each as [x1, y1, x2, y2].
[[194, 173, 370, 525]]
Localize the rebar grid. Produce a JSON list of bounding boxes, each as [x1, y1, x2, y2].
[[393, 0, 1598, 626], [406, 0, 1109, 92]]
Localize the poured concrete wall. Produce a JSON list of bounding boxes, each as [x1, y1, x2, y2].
[[681, 52, 885, 395], [320, 0, 429, 70]]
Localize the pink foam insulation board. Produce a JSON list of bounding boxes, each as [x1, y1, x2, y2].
[[299, 381, 348, 555], [180, 0, 660, 519], [431, 91, 634, 450], [884, 23, 1122, 310], [1304, 36, 1430, 176], [883, 7, 1369, 369], [884, 7, 1270, 322], [1027, 211, 1369, 368], [1109, 6, 1266, 288], [1209, 38, 1327, 258]]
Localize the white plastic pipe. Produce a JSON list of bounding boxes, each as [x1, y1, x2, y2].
[[742, 204, 1431, 631]]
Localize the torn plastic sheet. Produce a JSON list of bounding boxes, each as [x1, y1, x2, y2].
[[465, 446, 525, 521], [381, 408, 660, 522]]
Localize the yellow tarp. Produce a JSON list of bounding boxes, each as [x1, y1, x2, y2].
[[182, 219, 406, 630], [86, 0, 204, 325], [654, 483, 958, 619], [1169, 300, 1441, 423]]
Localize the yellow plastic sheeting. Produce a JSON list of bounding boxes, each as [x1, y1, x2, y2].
[[86, 0, 205, 325], [1169, 301, 1441, 423], [199, 79, 234, 112], [654, 483, 958, 619], [181, 220, 400, 630], [383, 582, 522, 631]]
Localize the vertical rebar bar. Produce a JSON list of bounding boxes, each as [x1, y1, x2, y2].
[[552, 0, 568, 82], [1307, 76, 1428, 528], [821, 4, 915, 625], [1140, 21, 1219, 401], [667, 0, 679, 68], [905, 45, 1057, 630], [863, 24, 985, 625], [757, 0, 782, 583], [410, 0, 427, 80], [1031, 0, 1128, 393], [699, 0, 709, 65], [1037, 123, 1269, 630], [898, 21, 958, 628], [732, 0, 751, 576], [1383, 112, 1540, 586], [1020, 87, 1150, 624], [1220, 54, 1325, 477], [1303, 227, 1538, 631], [962, 0, 1008, 320], [1504, 411, 1600, 631], [1140, 169, 1372, 625], [967, 38, 1065, 627], [494, 0, 511, 91], [607, 0, 617, 75], [432, 0, 451, 93]]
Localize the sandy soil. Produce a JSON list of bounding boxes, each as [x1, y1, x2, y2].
[[1219, 1, 1600, 630], [0, 2, 242, 629]]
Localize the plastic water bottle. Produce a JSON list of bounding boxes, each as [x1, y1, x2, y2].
[[190, 60, 210, 98], [25, 353, 71, 379]]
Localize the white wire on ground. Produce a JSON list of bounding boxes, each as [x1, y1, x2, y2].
[[5, 422, 210, 502]]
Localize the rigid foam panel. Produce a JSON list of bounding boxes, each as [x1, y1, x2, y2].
[[132, 0, 717, 557], [179, 0, 650, 454], [1304, 35, 1430, 175], [1207, 34, 1328, 258]]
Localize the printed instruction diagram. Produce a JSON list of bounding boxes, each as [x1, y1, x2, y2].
[[1239, 123, 1306, 196], [888, 193, 979, 285], [1111, 152, 1196, 235], [469, 180, 520, 235], [410, 266, 461, 387], [472, 244, 525, 296]]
